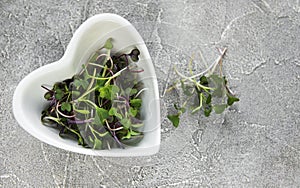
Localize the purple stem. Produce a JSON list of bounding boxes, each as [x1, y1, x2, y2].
[[41, 85, 54, 93], [113, 64, 118, 71], [113, 121, 123, 129], [128, 68, 144, 73], [49, 97, 57, 106], [110, 128, 124, 149], [107, 69, 114, 76], [100, 99, 110, 108], [113, 133, 124, 149], [105, 121, 124, 148], [117, 95, 130, 107]]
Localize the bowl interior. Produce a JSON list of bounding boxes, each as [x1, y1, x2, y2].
[[13, 14, 160, 156]]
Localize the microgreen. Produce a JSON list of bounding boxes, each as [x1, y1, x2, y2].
[[96, 107, 109, 124], [167, 114, 180, 127], [130, 98, 142, 108], [98, 85, 119, 100], [166, 48, 239, 127], [103, 38, 113, 50], [108, 107, 123, 119], [41, 39, 145, 150], [61, 102, 72, 112], [227, 94, 240, 106]]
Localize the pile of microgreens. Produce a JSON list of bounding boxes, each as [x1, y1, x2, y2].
[[165, 48, 239, 127], [41, 38, 145, 149], [41, 37, 239, 150]]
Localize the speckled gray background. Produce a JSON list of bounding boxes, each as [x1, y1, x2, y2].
[[1, 0, 300, 187]]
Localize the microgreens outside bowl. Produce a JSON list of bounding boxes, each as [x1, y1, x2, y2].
[[13, 13, 161, 156]]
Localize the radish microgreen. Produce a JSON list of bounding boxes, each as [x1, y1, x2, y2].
[[41, 38, 145, 149], [166, 48, 239, 127]]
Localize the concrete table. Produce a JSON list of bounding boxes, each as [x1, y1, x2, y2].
[[1, 0, 299, 187]]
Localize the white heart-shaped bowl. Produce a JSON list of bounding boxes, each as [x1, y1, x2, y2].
[[13, 13, 160, 156]]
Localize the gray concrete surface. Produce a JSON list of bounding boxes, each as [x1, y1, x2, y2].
[[1, 0, 300, 187]]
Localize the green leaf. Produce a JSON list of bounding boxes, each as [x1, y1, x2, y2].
[[54, 89, 63, 100], [131, 123, 144, 128], [104, 38, 113, 49], [130, 89, 138, 96], [85, 136, 95, 147], [212, 87, 224, 97], [89, 52, 100, 63], [206, 94, 212, 104], [130, 99, 142, 108], [129, 107, 138, 117], [96, 79, 106, 87], [120, 118, 131, 128], [167, 114, 180, 127], [73, 79, 89, 90], [200, 75, 208, 85], [120, 134, 144, 146], [130, 129, 141, 136], [99, 85, 120, 100], [180, 80, 194, 96], [204, 105, 212, 117], [83, 71, 90, 81], [53, 82, 66, 91], [209, 74, 225, 85], [71, 91, 81, 97], [109, 107, 123, 119], [73, 79, 81, 87], [82, 80, 89, 90], [122, 130, 131, 139], [213, 104, 227, 114], [131, 49, 140, 56], [129, 49, 140, 62], [227, 94, 239, 106], [111, 85, 120, 94], [125, 88, 137, 96], [61, 102, 71, 112], [223, 76, 228, 85], [96, 107, 109, 123], [78, 137, 84, 145], [94, 113, 102, 126], [44, 92, 52, 100], [93, 138, 102, 149], [130, 55, 139, 62], [209, 74, 226, 97], [125, 88, 131, 95], [99, 86, 109, 99]]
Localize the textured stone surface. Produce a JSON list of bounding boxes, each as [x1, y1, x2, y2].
[[1, 0, 300, 187]]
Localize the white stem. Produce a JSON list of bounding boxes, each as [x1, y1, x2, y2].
[[135, 88, 149, 98], [56, 102, 76, 118], [96, 53, 114, 69], [105, 120, 123, 131], [190, 47, 227, 79], [174, 67, 213, 90]]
